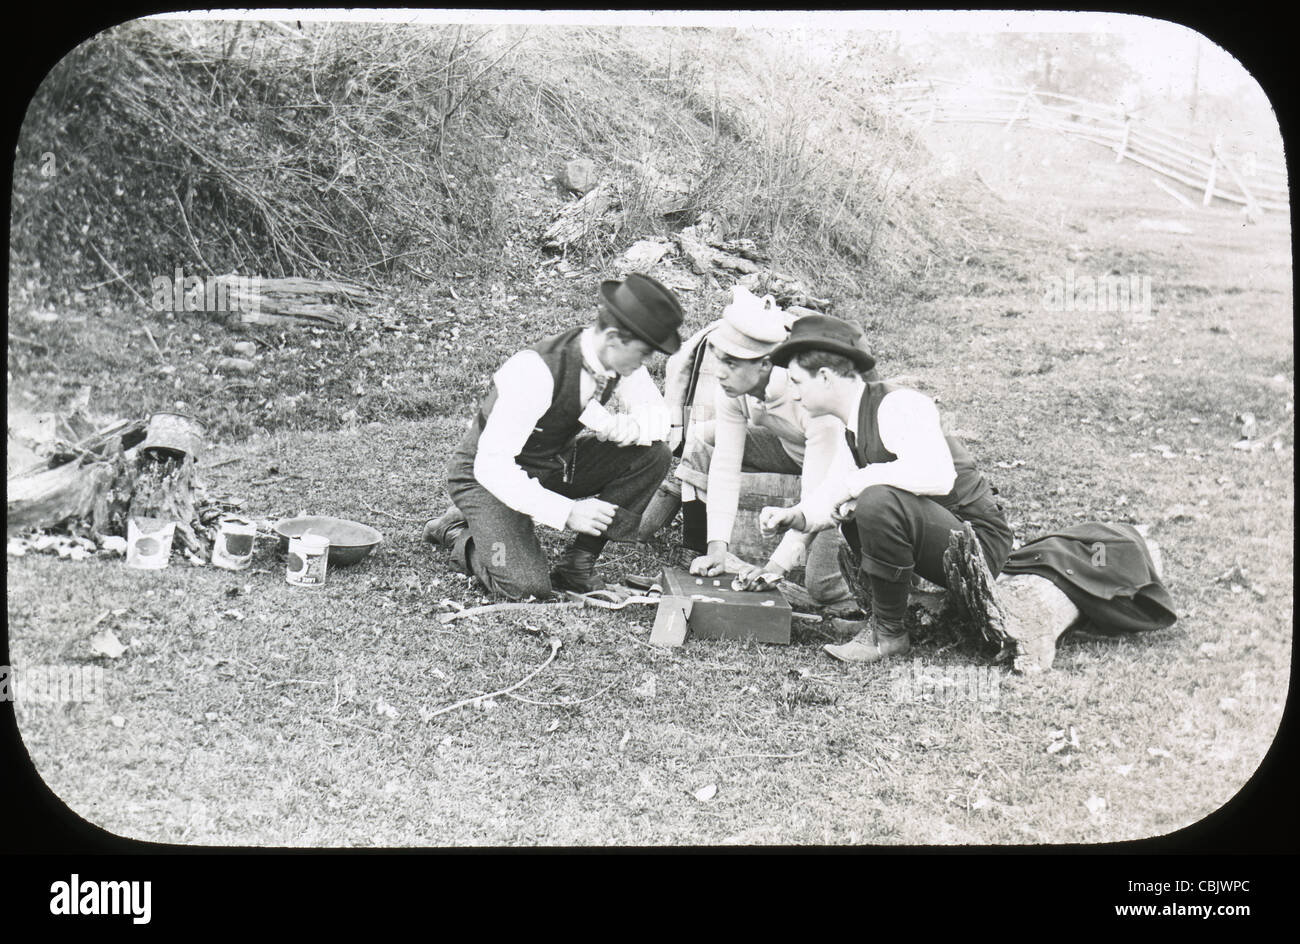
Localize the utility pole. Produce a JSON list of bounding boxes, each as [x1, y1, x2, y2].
[[1188, 34, 1201, 127]]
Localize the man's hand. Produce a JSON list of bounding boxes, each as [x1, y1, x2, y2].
[[566, 498, 617, 537], [759, 506, 806, 536], [594, 413, 641, 447], [831, 499, 857, 524], [733, 559, 786, 591], [690, 541, 730, 577]]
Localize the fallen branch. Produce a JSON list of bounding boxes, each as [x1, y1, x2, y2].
[[505, 679, 618, 708], [439, 600, 583, 624], [706, 752, 805, 761], [142, 325, 165, 359], [423, 633, 562, 719], [361, 501, 422, 523]]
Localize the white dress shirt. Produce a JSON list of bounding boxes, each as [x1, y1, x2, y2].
[[796, 386, 957, 532], [473, 327, 667, 531]]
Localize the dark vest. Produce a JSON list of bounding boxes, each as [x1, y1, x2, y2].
[[459, 327, 617, 476], [850, 381, 993, 514]]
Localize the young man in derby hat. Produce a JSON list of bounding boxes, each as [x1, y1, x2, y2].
[[423, 273, 683, 600], [763, 314, 1014, 663], [639, 288, 859, 611]]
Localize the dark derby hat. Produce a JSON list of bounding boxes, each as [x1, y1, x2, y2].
[[598, 273, 684, 355], [769, 314, 876, 373]]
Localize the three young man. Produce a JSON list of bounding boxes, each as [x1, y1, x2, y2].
[[427, 275, 1010, 668], [639, 291, 859, 611], [423, 274, 682, 599]]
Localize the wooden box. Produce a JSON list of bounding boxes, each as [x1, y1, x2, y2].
[[659, 567, 792, 644]]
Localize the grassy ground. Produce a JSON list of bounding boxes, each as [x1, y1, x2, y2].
[[7, 123, 1292, 847]]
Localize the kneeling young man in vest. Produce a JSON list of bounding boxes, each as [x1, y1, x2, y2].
[[763, 315, 1014, 663], [640, 291, 858, 611], [424, 274, 682, 599]]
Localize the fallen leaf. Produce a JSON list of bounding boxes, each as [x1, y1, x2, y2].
[[634, 673, 657, 699], [1147, 747, 1171, 758], [109, 715, 125, 727], [89, 627, 127, 659], [1115, 764, 1134, 776], [1218, 697, 1240, 712], [1085, 795, 1107, 815], [694, 783, 718, 802]]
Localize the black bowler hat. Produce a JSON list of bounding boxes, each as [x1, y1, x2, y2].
[[769, 314, 876, 373], [598, 273, 684, 355]]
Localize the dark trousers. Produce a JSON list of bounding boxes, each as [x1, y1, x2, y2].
[[841, 485, 1013, 624], [445, 435, 671, 600]]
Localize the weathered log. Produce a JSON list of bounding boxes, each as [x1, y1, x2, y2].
[[995, 574, 1080, 673], [6, 460, 117, 536], [675, 229, 760, 276], [943, 522, 1006, 645], [943, 522, 1083, 673], [542, 183, 616, 250], [213, 276, 376, 329]]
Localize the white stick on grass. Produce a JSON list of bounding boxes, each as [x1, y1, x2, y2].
[[424, 633, 562, 719]]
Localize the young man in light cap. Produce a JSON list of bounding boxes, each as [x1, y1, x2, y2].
[[764, 314, 1014, 663], [423, 273, 682, 600], [639, 289, 859, 611]]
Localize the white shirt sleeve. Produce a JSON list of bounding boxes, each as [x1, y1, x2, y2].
[[705, 383, 749, 547], [768, 413, 848, 571], [610, 366, 670, 443], [472, 350, 576, 532], [796, 389, 956, 530]]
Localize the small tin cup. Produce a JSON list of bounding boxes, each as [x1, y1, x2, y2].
[[126, 516, 175, 569], [286, 533, 330, 588], [212, 515, 256, 571]]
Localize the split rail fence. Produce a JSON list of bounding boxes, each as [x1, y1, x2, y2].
[[877, 77, 1288, 216]]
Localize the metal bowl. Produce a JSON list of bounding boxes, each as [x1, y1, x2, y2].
[[273, 515, 382, 567]]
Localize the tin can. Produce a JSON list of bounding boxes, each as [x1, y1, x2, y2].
[[141, 411, 204, 461], [126, 516, 176, 569], [212, 515, 256, 571], [286, 533, 330, 588]]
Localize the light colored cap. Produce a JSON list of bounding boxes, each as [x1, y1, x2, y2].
[[707, 287, 790, 360]]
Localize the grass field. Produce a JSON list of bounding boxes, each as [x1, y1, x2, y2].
[[7, 121, 1293, 847]]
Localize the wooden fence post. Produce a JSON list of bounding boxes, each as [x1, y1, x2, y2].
[[1005, 90, 1032, 131], [1115, 116, 1131, 163], [1202, 152, 1218, 206], [1213, 142, 1263, 220]]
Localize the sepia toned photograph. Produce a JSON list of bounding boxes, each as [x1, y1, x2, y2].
[[6, 10, 1291, 849]]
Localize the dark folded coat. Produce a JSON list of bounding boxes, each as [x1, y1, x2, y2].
[[1001, 522, 1177, 634]]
